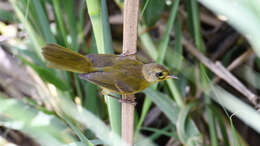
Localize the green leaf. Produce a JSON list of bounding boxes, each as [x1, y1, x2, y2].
[[142, 0, 165, 26], [142, 125, 177, 140], [82, 80, 100, 116], [10, 0, 45, 60], [210, 105, 230, 146], [52, 0, 68, 47], [31, 0, 56, 43], [144, 88, 179, 124], [230, 118, 242, 146], [64, 0, 78, 50], [157, 0, 180, 64], [62, 116, 94, 146], [144, 88, 202, 145], [176, 101, 202, 145], [0, 9, 15, 22], [209, 85, 260, 133], [86, 0, 122, 135]]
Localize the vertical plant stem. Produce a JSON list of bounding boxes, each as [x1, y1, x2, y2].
[[122, 0, 139, 145], [122, 0, 139, 55]]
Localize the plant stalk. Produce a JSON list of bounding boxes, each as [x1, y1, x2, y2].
[[121, 0, 139, 145]]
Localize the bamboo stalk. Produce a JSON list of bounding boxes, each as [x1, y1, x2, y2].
[[121, 0, 139, 145]]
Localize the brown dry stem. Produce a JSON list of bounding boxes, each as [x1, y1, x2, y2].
[[121, 0, 139, 145], [182, 37, 260, 108], [213, 49, 254, 83]]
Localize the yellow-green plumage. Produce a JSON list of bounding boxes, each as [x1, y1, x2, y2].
[[42, 44, 176, 94], [42, 44, 93, 73]]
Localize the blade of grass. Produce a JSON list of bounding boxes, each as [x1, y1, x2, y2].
[[101, 0, 121, 135], [190, 0, 203, 51], [138, 23, 158, 59], [142, 0, 165, 27], [74, 74, 83, 100], [156, 0, 180, 64], [206, 103, 218, 146], [86, 0, 104, 53], [156, 0, 184, 108], [64, 0, 78, 50], [10, 0, 45, 60], [209, 85, 260, 133], [59, 97, 128, 146], [31, 0, 56, 43], [52, 0, 69, 47], [140, 0, 151, 18], [230, 118, 242, 146], [135, 24, 157, 135], [101, 0, 113, 53], [194, 1, 218, 145], [165, 15, 184, 107], [176, 101, 201, 145], [144, 88, 199, 128], [52, 0, 78, 99], [135, 96, 152, 135], [141, 125, 177, 140], [82, 35, 103, 117], [144, 88, 202, 146], [136, 0, 182, 135], [79, 0, 86, 30], [210, 105, 230, 146], [0, 9, 15, 22], [62, 116, 94, 146], [86, 0, 121, 135], [82, 80, 101, 116], [20, 0, 74, 98], [171, 15, 183, 70], [187, 0, 219, 145]]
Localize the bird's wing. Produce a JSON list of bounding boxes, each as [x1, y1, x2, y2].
[[86, 54, 119, 67], [79, 71, 119, 93]]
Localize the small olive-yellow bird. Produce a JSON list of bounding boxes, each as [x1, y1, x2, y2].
[[42, 44, 177, 95]]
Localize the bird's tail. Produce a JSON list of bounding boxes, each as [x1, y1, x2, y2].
[[42, 44, 93, 73]]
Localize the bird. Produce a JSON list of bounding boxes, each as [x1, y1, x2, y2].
[[42, 44, 177, 102]]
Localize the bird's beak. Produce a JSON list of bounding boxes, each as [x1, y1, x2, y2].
[[167, 75, 178, 79]]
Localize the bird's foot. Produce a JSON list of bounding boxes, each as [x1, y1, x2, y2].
[[101, 90, 121, 100], [119, 52, 136, 60], [101, 90, 136, 105], [118, 98, 137, 105]]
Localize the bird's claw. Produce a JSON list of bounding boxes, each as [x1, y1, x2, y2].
[[119, 98, 137, 105]]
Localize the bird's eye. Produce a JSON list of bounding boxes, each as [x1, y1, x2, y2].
[[155, 72, 164, 79]]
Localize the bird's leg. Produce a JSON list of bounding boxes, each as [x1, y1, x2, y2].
[[115, 83, 136, 105], [101, 90, 136, 105], [101, 90, 121, 100], [119, 97, 137, 105], [119, 53, 136, 60]]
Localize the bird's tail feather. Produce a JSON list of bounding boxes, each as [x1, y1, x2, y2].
[[42, 44, 93, 73]]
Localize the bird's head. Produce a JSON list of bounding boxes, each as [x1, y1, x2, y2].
[[142, 63, 178, 82]]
